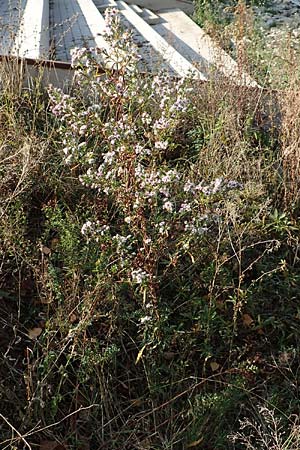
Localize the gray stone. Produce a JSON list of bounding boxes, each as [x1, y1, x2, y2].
[[265, 18, 277, 28]]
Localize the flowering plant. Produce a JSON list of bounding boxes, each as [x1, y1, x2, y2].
[[48, 8, 242, 344]]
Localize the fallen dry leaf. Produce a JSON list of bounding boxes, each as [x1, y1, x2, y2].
[[136, 344, 146, 364], [28, 327, 43, 339], [210, 361, 220, 372], [242, 313, 254, 327], [187, 437, 203, 447], [69, 313, 78, 323], [130, 398, 143, 407], [41, 245, 51, 255]]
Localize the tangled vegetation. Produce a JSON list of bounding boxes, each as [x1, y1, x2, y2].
[[1, 4, 300, 449]]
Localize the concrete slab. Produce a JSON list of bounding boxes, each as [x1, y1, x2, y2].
[[154, 9, 259, 87], [0, 0, 258, 89], [49, 0, 108, 62], [128, 4, 143, 15], [141, 8, 163, 25], [93, 0, 118, 12], [0, 0, 28, 55], [116, 1, 206, 79], [76, 0, 108, 49], [125, 0, 194, 14], [12, 0, 49, 59]]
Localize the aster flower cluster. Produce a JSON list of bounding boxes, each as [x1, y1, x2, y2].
[[48, 9, 244, 314], [131, 269, 150, 285], [81, 221, 110, 242], [183, 177, 243, 196], [102, 8, 140, 72]]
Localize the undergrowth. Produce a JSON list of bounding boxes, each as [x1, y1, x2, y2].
[[194, 0, 300, 89], [1, 6, 300, 450]]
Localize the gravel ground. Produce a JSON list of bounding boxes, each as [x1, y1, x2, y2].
[[253, 0, 300, 48], [199, 0, 300, 85], [196, 1, 300, 49]]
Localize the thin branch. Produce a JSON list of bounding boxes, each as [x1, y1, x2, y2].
[[23, 404, 99, 438], [0, 414, 32, 450]]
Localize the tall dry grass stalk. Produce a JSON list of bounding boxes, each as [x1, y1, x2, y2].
[[234, 0, 253, 77], [280, 80, 300, 212], [0, 55, 24, 95]]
